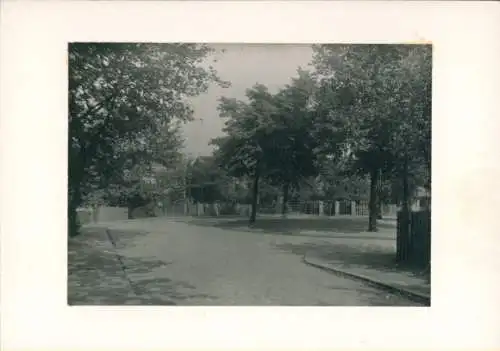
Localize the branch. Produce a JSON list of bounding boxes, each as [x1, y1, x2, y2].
[[74, 92, 117, 121]]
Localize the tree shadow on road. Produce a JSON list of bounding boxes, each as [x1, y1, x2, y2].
[[68, 230, 216, 305], [133, 277, 217, 303], [188, 217, 396, 240], [273, 240, 424, 276]]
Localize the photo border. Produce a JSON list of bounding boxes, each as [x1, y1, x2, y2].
[[1, 1, 499, 349]]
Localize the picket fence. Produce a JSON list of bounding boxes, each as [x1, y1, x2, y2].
[[261, 199, 397, 217], [77, 199, 401, 225]]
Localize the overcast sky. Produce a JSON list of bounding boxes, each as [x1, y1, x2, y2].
[[182, 44, 314, 156]]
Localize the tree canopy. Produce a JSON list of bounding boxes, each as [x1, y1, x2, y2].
[[71, 43, 431, 232], [68, 43, 227, 234], [212, 69, 324, 222], [211, 45, 431, 226], [311, 44, 432, 230], [264, 70, 319, 189], [186, 156, 228, 204]]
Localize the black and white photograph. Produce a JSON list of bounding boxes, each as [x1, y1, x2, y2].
[[2, 0, 500, 349], [67, 43, 432, 306]]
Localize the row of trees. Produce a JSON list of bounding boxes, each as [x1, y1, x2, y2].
[[68, 43, 430, 235], [211, 69, 320, 223], [211, 44, 431, 231]]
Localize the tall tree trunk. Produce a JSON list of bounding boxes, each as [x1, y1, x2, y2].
[[377, 169, 383, 219], [425, 152, 431, 210], [401, 156, 411, 240], [281, 181, 290, 218], [68, 148, 84, 237], [402, 158, 410, 215], [396, 156, 412, 263], [368, 167, 378, 232], [249, 165, 260, 225], [68, 184, 82, 237]]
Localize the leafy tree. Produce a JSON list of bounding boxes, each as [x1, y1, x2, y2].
[[87, 119, 187, 219], [154, 156, 194, 207], [311, 44, 430, 231], [317, 157, 370, 201], [151, 119, 186, 170], [264, 69, 320, 216], [101, 166, 160, 218], [212, 84, 278, 225], [388, 45, 432, 220], [257, 180, 281, 206], [186, 156, 228, 207], [214, 70, 321, 219], [68, 43, 227, 235]]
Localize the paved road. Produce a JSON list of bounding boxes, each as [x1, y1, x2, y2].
[[72, 218, 423, 306]]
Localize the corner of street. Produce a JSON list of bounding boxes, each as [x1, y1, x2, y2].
[[69, 216, 429, 306]]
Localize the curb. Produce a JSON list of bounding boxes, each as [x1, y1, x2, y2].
[[104, 228, 177, 306], [303, 255, 430, 306], [104, 229, 146, 299]]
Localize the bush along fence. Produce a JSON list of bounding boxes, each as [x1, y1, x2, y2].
[[396, 210, 431, 268]]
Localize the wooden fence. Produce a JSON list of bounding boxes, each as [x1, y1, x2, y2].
[[396, 210, 431, 268]]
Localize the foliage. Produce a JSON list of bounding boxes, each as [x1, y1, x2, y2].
[[213, 69, 324, 219], [187, 156, 227, 204], [317, 158, 370, 201], [68, 43, 227, 234], [264, 69, 320, 191], [388, 46, 432, 188], [213, 84, 276, 174], [212, 84, 281, 223], [84, 121, 186, 213], [313, 44, 431, 176], [312, 45, 407, 171], [311, 44, 432, 230]]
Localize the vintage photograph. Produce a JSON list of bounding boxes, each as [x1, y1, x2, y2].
[[68, 43, 431, 306]]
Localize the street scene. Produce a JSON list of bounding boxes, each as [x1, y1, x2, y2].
[[68, 44, 431, 306], [69, 216, 428, 306]]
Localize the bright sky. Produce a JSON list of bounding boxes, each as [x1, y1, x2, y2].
[[182, 44, 314, 156]]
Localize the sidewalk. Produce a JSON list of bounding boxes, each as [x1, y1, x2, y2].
[[68, 226, 175, 305], [303, 244, 430, 305], [68, 227, 137, 305]]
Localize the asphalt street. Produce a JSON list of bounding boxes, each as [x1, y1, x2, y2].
[[74, 218, 423, 306]]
